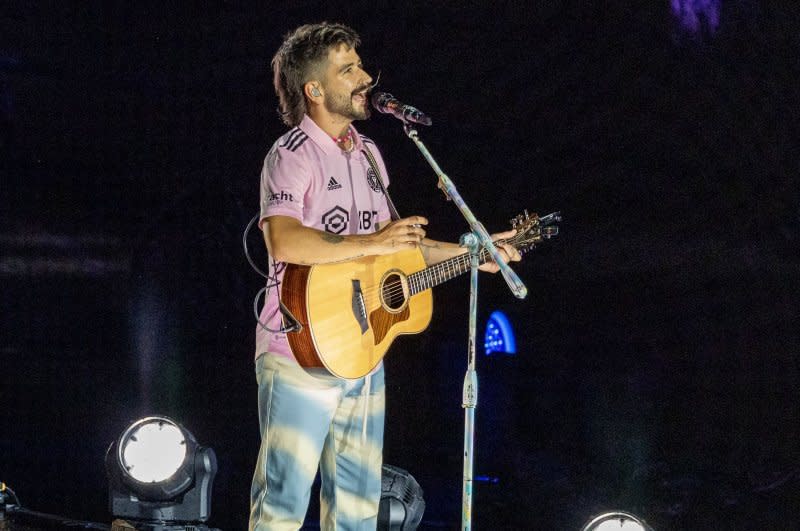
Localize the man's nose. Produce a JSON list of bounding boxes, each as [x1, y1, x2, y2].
[[361, 70, 373, 87]]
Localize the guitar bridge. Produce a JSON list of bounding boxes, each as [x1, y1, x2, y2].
[[351, 279, 369, 335]]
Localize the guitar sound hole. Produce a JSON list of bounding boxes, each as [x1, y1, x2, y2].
[[382, 273, 406, 311]]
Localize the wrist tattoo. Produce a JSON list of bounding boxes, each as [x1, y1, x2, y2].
[[321, 233, 344, 244]]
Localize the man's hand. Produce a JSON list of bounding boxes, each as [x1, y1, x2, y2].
[[369, 216, 428, 255], [478, 229, 521, 273]]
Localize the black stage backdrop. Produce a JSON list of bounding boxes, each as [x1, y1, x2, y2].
[[1, 2, 799, 529]]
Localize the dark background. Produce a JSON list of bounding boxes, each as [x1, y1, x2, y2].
[[2, 2, 799, 529]]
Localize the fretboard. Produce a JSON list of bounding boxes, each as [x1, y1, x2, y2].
[[407, 238, 517, 295]]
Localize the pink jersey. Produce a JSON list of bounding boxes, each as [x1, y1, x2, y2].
[[255, 115, 392, 360]]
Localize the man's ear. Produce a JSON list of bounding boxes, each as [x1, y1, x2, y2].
[[304, 82, 323, 102]]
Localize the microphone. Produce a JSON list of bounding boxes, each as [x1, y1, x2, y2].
[[371, 92, 432, 126]]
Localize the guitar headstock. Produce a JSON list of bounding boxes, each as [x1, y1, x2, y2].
[[508, 210, 561, 253]]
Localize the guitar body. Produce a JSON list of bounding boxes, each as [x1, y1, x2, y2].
[[281, 248, 433, 379], [278, 210, 560, 379]]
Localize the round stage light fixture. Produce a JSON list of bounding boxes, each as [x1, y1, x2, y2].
[[106, 416, 218, 531], [119, 417, 187, 483], [580, 510, 653, 531]]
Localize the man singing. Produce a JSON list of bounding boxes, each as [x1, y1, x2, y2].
[[251, 22, 520, 530]]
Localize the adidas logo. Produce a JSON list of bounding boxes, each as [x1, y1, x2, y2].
[[327, 176, 342, 191]]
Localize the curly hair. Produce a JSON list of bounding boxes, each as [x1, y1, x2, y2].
[[271, 22, 361, 127]]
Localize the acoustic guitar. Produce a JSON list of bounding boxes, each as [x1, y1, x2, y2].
[[280, 211, 560, 379]]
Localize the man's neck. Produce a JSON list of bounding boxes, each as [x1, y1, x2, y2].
[[308, 109, 352, 140]]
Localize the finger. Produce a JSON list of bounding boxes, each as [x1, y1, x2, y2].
[[501, 243, 521, 261], [479, 263, 500, 273], [391, 219, 426, 234], [395, 226, 423, 238], [401, 231, 423, 243], [411, 227, 426, 239], [492, 229, 516, 240], [397, 225, 425, 238], [401, 216, 428, 227], [492, 245, 518, 264]]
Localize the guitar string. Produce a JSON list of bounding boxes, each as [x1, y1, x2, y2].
[[357, 243, 494, 299], [356, 235, 523, 299], [356, 256, 471, 302], [354, 235, 528, 301], [357, 230, 537, 304]]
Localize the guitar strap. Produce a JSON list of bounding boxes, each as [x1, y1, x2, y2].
[[361, 145, 401, 221], [359, 144, 396, 434]]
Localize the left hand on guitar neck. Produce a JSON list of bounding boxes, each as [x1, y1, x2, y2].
[[478, 229, 521, 273]]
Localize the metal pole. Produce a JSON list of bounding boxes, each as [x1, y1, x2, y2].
[[461, 232, 480, 530], [396, 122, 528, 529]]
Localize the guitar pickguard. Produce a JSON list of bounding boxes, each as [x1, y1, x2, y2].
[[369, 305, 410, 345]]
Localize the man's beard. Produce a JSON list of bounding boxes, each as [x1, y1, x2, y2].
[[324, 89, 371, 121]]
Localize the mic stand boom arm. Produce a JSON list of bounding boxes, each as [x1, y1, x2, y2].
[[403, 124, 527, 299], [401, 122, 527, 531]]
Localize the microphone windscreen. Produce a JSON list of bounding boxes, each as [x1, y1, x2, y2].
[[371, 92, 395, 113]]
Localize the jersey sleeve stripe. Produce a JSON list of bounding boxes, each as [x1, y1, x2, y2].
[[287, 135, 309, 152], [279, 127, 302, 148]]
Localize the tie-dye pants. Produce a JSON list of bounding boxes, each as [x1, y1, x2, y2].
[[249, 353, 385, 531]]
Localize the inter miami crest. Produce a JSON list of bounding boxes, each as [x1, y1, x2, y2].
[[366, 167, 383, 194]]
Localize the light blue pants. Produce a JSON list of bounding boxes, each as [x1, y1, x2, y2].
[[249, 354, 385, 531]]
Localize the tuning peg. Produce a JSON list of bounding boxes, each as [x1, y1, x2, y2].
[[542, 226, 559, 239], [539, 212, 562, 225]]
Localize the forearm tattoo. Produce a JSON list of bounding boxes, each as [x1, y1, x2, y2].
[[321, 233, 344, 244]]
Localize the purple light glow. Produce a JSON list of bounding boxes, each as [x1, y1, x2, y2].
[[671, 0, 720, 36]]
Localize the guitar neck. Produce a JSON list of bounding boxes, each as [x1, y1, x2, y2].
[[407, 238, 516, 295]]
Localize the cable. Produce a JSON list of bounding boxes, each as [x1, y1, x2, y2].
[[10, 507, 110, 529], [243, 213, 268, 279], [1, 481, 109, 529], [243, 212, 299, 334]]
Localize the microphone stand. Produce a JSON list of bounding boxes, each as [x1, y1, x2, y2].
[[401, 122, 527, 530]]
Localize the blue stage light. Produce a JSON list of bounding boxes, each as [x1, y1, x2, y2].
[[483, 310, 516, 356]]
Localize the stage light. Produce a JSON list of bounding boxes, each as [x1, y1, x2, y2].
[[377, 465, 425, 531], [483, 310, 516, 356], [105, 416, 218, 531], [120, 419, 187, 483], [580, 510, 653, 531]]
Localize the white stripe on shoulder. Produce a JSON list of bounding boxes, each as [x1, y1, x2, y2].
[[286, 132, 309, 152], [279, 127, 303, 148]]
